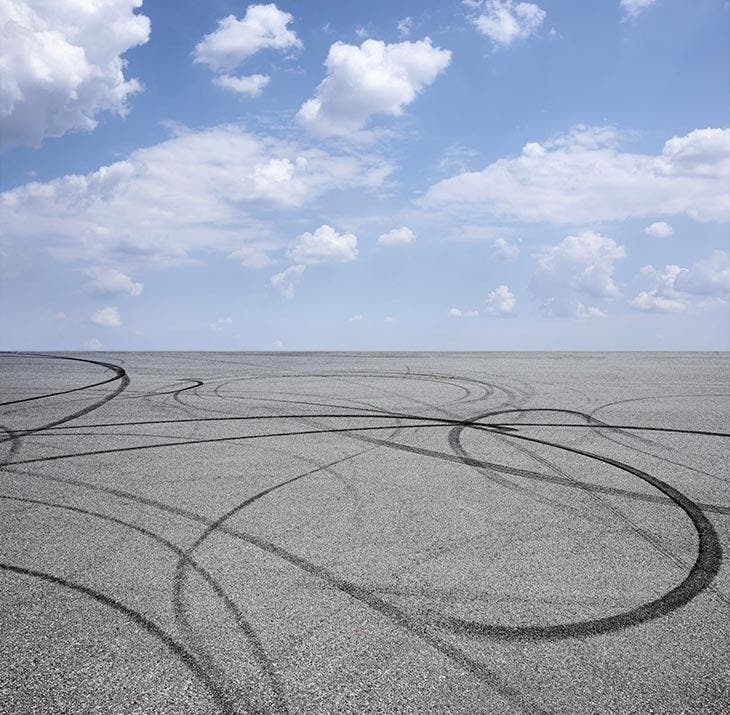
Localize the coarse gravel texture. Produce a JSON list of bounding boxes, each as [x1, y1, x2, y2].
[[0, 351, 728, 714]]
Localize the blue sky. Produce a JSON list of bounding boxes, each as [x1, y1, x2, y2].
[[1, 0, 728, 350]]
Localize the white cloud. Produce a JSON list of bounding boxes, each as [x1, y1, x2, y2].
[[485, 284, 517, 316], [620, 0, 657, 20], [630, 290, 687, 313], [0, 0, 150, 150], [347, 314, 364, 322], [675, 250, 730, 295], [91, 306, 121, 327], [85, 267, 142, 297], [213, 73, 270, 96], [577, 303, 606, 318], [397, 17, 413, 38], [384, 315, 396, 322], [270, 264, 305, 299], [297, 37, 451, 136], [0, 124, 392, 267], [466, 1, 546, 47], [228, 245, 273, 269], [531, 230, 626, 316], [424, 126, 730, 223], [288, 225, 358, 264], [644, 221, 674, 238], [378, 226, 416, 245], [54, 311, 66, 321], [193, 3, 300, 72], [84, 337, 104, 350], [449, 307, 479, 318], [491, 237, 520, 259], [629, 252, 730, 312]]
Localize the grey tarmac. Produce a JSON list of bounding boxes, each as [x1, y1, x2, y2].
[[0, 351, 728, 714]]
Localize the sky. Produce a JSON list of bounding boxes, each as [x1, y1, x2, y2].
[[0, 0, 728, 351]]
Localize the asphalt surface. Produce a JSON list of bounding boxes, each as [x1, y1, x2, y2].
[[0, 351, 728, 714]]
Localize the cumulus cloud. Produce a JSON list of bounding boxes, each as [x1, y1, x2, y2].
[[630, 290, 687, 313], [84, 337, 104, 350], [0, 124, 392, 266], [629, 252, 730, 313], [213, 73, 270, 96], [91, 306, 121, 327], [288, 225, 358, 264], [347, 314, 364, 322], [630, 264, 688, 312], [297, 37, 451, 136], [378, 226, 416, 245], [644, 221, 674, 238], [485, 285, 516, 316], [424, 126, 730, 223], [531, 230, 626, 316], [193, 3, 300, 72], [491, 237, 520, 259], [449, 307, 479, 318], [270, 264, 305, 299], [0, 0, 150, 150], [465, 0, 546, 47], [620, 0, 657, 20], [85, 267, 142, 296]]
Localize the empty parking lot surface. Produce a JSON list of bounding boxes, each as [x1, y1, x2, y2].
[[1, 351, 728, 713]]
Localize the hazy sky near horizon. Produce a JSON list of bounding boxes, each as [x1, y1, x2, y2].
[[1, 0, 728, 350]]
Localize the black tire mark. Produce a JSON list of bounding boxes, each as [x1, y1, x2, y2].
[[0, 353, 127, 407], [171, 449, 374, 713], [0, 562, 235, 714], [467, 426, 729, 605], [0, 493, 288, 713], [485, 422, 730, 439], [125, 379, 204, 401], [437, 427, 724, 640], [0, 354, 129, 452], [447, 422, 586, 517], [0, 424, 21, 462]]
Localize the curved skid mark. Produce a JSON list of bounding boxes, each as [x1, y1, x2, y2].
[[0, 562, 235, 714], [0, 494, 288, 712], [438, 427, 724, 640], [0, 353, 130, 452], [172, 449, 375, 714], [0, 353, 128, 407], [448, 422, 585, 516]]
